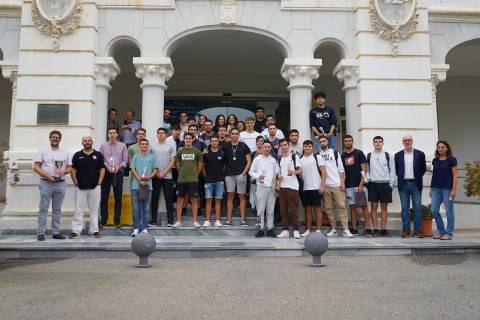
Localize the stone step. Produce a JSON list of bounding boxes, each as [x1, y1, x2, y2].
[[1, 235, 479, 259]]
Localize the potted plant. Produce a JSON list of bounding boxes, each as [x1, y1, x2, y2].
[[464, 161, 480, 198], [409, 204, 433, 237]]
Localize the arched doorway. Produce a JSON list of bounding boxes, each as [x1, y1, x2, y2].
[[166, 29, 289, 130]]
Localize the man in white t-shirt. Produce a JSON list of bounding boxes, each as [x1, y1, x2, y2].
[[277, 139, 303, 239], [239, 117, 261, 152], [299, 140, 327, 237], [260, 114, 285, 139], [249, 141, 279, 238], [33, 130, 72, 241], [318, 136, 353, 238]]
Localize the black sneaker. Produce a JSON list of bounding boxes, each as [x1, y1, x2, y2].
[[93, 232, 102, 238], [380, 229, 391, 237], [52, 234, 65, 240], [255, 230, 265, 238], [224, 220, 233, 226], [68, 232, 79, 239], [364, 229, 373, 237], [373, 229, 380, 237], [266, 229, 277, 238], [350, 228, 359, 235], [241, 220, 248, 227], [37, 234, 45, 241], [114, 223, 122, 229]]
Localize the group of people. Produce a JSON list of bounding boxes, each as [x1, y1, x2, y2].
[[33, 92, 458, 242]]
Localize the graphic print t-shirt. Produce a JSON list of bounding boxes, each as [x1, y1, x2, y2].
[[341, 149, 367, 188], [176, 147, 203, 183]]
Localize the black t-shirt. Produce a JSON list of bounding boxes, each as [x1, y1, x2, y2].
[[254, 119, 267, 133], [72, 150, 105, 190], [309, 106, 337, 135], [224, 142, 251, 176], [341, 149, 367, 188], [204, 148, 225, 183]]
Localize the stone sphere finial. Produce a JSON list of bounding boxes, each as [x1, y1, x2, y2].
[[304, 232, 329, 267], [131, 232, 156, 268]]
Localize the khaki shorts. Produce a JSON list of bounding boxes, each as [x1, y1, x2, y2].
[[225, 175, 247, 194]]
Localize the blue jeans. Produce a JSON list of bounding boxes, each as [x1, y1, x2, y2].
[[204, 181, 225, 199], [431, 188, 455, 236], [399, 181, 422, 232], [37, 179, 66, 235], [313, 135, 335, 153], [131, 189, 152, 231]]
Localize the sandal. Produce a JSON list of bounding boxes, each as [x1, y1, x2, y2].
[[433, 233, 441, 239], [440, 234, 452, 240]]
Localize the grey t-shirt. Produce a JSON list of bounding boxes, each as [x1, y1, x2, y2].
[[150, 142, 176, 179]]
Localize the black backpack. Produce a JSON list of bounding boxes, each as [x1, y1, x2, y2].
[[367, 152, 391, 172]]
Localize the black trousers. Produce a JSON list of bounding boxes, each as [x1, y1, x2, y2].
[[100, 171, 124, 225], [151, 178, 174, 225]]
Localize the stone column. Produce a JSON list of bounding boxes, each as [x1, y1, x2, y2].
[[0, 62, 18, 150], [133, 57, 174, 142], [430, 64, 449, 143], [281, 58, 322, 141], [94, 57, 120, 147], [333, 59, 360, 147]]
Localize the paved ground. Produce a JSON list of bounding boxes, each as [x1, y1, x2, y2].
[[1, 255, 479, 320]]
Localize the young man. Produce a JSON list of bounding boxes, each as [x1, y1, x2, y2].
[[300, 140, 327, 237], [70, 136, 105, 239], [240, 117, 261, 152], [130, 139, 158, 236], [341, 135, 371, 236], [173, 133, 204, 228], [319, 136, 353, 238], [277, 139, 302, 239], [179, 111, 189, 140], [179, 125, 207, 152], [288, 129, 302, 156], [150, 128, 176, 226], [366, 136, 396, 237], [121, 109, 142, 146], [163, 107, 172, 133], [249, 141, 279, 237], [203, 135, 225, 227], [310, 92, 337, 152], [99, 128, 128, 227], [261, 114, 285, 139], [199, 119, 215, 146], [254, 106, 267, 133], [33, 130, 72, 241], [394, 135, 426, 238], [128, 128, 147, 165], [166, 124, 181, 151], [264, 123, 281, 157], [217, 125, 229, 150], [107, 108, 119, 139], [224, 127, 252, 226]]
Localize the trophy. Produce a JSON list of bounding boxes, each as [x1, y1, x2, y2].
[[260, 169, 266, 183], [53, 160, 64, 182], [287, 162, 293, 176]]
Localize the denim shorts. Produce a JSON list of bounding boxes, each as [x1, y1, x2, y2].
[[204, 181, 225, 199]]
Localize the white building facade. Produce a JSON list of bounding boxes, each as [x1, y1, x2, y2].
[[0, 0, 479, 228]]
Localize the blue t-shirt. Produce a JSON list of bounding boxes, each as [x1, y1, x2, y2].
[[130, 153, 158, 190], [431, 156, 457, 189]]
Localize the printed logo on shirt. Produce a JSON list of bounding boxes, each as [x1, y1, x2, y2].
[[344, 155, 355, 166], [182, 154, 195, 160], [316, 111, 330, 119], [320, 153, 334, 162], [92, 155, 97, 160], [217, 156, 222, 160]]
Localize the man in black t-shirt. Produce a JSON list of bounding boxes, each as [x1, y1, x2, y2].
[[224, 128, 252, 226], [341, 135, 372, 236], [70, 136, 106, 239], [202, 135, 225, 227], [310, 91, 337, 152]]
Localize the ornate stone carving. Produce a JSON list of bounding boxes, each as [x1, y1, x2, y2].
[[94, 57, 120, 90], [218, 0, 237, 25], [134, 58, 174, 89], [31, 0, 83, 52], [334, 60, 359, 90], [369, 0, 418, 56], [281, 59, 322, 90]]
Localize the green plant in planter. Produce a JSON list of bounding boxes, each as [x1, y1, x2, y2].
[[464, 161, 480, 198], [409, 204, 433, 220]]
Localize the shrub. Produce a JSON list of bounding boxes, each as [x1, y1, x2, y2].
[[464, 161, 480, 198]]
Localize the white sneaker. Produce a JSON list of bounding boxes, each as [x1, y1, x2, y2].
[[277, 230, 290, 238], [301, 230, 310, 237], [203, 221, 212, 227], [131, 229, 139, 237], [141, 229, 148, 234], [172, 222, 182, 228], [315, 229, 323, 233], [193, 221, 201, 228], [326, 229, 338, 237], [293, 231, 301, 239], [343, 229, 354, 238], [214, 220, 223, 227]]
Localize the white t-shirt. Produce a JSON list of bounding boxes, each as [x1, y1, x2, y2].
[[300, 154, 325, 190], [34, 146, 72, 180], [290, 143, 303, 156], [240, 131, 261, 152], [279, 154, 302, 190], [261, 128, 285, 140], [319, 148, 344, 187], [249, 155, 279, 188]]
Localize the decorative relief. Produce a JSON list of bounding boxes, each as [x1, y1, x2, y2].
[[369, 0, 418, 56], [31, 0, 83, 52], [218, 0, 237, 25], [135, 64, 174, 88]]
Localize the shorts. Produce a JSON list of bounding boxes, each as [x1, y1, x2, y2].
[[225, 174, 247, 194], [204, 181, 225, 199], [177, 182, 199, 197], [367, 182, 392, 203], [300, 189, 322, 207]]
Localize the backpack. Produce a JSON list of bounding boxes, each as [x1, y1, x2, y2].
[[367, 152, 390, 172], [278, 153, 304, 191]]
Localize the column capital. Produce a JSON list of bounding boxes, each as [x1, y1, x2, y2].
[[333, 59, 359, 90], [431, 64, 449, 89], [94, 57, 120, 90], [133, 57, 174, 89], [0, 61, 18, 83], [281, 58, 322, 90]]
